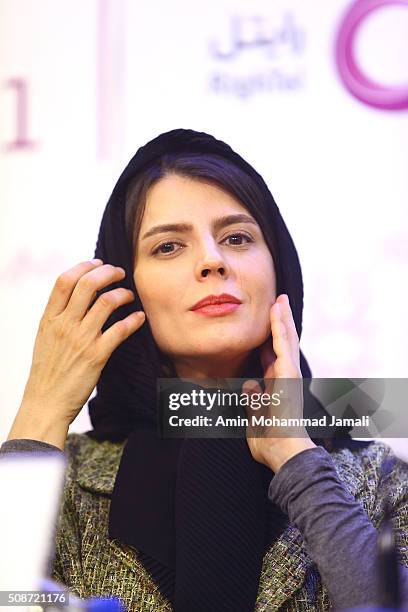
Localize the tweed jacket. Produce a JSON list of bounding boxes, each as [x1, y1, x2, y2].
[[49, 434, 408, 612]]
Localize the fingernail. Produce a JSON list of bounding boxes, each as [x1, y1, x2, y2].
[[90, 258, 103, 265]]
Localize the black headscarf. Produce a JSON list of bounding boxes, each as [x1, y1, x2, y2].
[[87, 128, 370, 611]]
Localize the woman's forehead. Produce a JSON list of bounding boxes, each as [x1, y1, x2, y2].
[[141, 174, 252, 225]]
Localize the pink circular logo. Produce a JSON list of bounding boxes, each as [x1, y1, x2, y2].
[[335, 0, 408, 110]]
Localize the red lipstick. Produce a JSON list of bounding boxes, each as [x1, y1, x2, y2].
[[190, 294, 242, 317]]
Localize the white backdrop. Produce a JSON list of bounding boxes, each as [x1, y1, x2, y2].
[[1, 0, 407, 456]]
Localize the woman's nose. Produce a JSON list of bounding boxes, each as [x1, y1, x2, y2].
[[194, 241, 230, 280], [200, 263, 225, 278]]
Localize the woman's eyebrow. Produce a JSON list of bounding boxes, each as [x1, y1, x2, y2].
[[141, 214, 258, 241]]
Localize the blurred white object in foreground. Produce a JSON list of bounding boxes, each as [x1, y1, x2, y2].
[[0, 452, 66, 593]]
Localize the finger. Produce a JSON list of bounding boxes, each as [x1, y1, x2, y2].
[[64, 264, 127, 322], [276, 294, 300, 363], [241, 379, 262, 420], [80, 287, 136, 333], [241, 379, 262, 395], [44, 259, 104, 317], [259, 341, 276, 377], [98, 311, 146, 359], [270, 302, 299, 377], [270, 302, 290, 360]]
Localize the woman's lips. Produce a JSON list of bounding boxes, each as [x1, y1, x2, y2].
[[191, 303, 241, 317]]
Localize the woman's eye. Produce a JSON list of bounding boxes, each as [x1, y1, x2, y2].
[[152, 233, 253, 256], [223, 232, 254, 246], [152, 241, 184, 255]]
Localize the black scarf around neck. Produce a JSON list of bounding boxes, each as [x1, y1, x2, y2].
[[86, 129, 369, 611]]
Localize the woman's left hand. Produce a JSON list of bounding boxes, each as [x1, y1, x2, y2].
[[243, 294, 316, 472]]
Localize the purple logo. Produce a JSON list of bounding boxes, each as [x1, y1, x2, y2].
[[335, 0, 408, 110]]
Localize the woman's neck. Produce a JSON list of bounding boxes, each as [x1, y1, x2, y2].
[[171, 352, 251, 382]]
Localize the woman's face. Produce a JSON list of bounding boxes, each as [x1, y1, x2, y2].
[[133, 174, 276, 377]]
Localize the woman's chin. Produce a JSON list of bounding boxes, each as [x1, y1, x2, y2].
[[178, 342, 254, 363]]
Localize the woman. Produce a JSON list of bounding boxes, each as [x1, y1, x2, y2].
[[2, 128, 408, 612]]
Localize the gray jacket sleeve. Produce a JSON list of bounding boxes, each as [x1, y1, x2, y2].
[[0, 439, 64, 454], [268, 445, 408, 609]]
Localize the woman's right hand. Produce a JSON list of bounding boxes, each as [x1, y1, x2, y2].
[[7, 259, 145, 449]]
